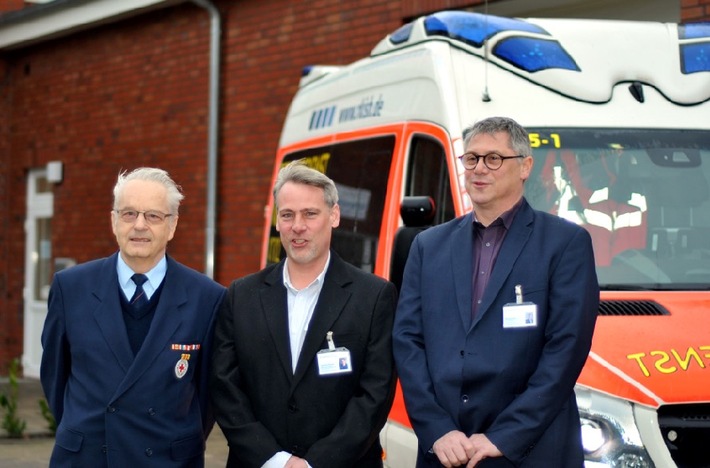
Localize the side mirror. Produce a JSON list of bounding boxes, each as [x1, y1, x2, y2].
[[400, 196, 435, 227]]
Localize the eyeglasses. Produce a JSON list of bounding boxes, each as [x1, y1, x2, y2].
[[458, 152, 525, 171], [115, 209, 173, 225]]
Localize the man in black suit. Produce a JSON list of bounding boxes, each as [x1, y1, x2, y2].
[[210, 160, 398, 467]]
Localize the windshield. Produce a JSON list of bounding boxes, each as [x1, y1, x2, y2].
[[524, 129, 710, 290]]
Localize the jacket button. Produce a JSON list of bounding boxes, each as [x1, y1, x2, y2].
[[107, 406, 116, 413], [148, 408, 156, 416], [145, 448, 153, 457], [101, 445, 107, 453], [461, 394, 469, 403]]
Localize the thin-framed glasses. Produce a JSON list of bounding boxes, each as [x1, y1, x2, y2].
[[115, 209, 173, 225], [458, 152, 525, 170]]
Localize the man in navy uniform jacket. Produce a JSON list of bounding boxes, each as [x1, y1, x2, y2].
[[41, 167, 226, 467]]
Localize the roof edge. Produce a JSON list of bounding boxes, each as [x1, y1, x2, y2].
[[0, 0, 186, 51]]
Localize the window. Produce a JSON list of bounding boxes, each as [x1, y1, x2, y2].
[[268, 136, 395, 272], [405, 136, 455, 225], [525, 128, 710, 288]]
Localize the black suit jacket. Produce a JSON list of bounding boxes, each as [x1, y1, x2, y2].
[[210, 252, 397, 467]]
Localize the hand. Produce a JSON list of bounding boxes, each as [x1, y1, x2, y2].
[[432, 430, 474, 467], [284, 455, 309, 468], [465, 434, 502, 468]]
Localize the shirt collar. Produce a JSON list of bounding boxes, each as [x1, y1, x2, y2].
[[473, 197, 524, 229], [116, 254, 167, 292], [282, 251, 331, 293]]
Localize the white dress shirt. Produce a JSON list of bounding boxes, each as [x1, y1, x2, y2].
[[261, 254, 330, 468]]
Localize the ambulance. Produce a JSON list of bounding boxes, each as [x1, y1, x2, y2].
[[262, 10, 710, 467]]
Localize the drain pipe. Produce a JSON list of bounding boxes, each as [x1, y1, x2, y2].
[[191, 0, 220, 279]]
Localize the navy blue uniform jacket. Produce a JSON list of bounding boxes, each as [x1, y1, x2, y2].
[[40, 252, 226, 467], [393, 199, 599, 467]]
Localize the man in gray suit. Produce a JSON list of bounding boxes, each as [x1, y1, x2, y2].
[[210, 160, 397, 467]]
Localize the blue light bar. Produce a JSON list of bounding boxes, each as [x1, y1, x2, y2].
[[424, 10, 547, 48], [680, 42, 710, 73], [493, 37, 579, 72], [679, 22, 710, 40], [390, 23, 414, 45]]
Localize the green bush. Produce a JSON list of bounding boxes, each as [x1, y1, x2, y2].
[[38, 398, 56, 434], [0, 358, 27, 438]]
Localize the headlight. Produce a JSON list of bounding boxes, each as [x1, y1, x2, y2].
[[576, 386, 656, 468]]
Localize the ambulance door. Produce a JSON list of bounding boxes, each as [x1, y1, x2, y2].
[[403, 134, 457, 224], [388, 125, 459, 293]]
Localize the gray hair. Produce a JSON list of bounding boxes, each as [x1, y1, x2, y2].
[[112, 167, 184, 214], [462, 116, 532, 157], [273, 160, 338, 208]]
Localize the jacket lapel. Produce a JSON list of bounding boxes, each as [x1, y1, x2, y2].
[[92, 253, 134, 373], [292, 254, 351, 387], [450, 214, 475, 331], [112, 256, 185, 399], [261, 262, 294, 382], [475, 201, 534, 325]]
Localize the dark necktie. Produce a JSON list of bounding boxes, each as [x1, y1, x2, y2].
[[130, 274, 149, 310]]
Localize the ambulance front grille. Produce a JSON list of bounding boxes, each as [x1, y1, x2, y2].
[[657, 403, 710, 468], [598, 300, 669, 316]]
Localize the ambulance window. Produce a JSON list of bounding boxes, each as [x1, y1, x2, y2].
[[405, 136, 455, 225], [269, 136, 395, 272]]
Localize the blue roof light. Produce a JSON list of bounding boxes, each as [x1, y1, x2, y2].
[[493, 37, 580, 72], [390, 23, 414, 44], [424, 11, 548, 48], [680, 42, 710, 73], [679, 22, 710, 40]]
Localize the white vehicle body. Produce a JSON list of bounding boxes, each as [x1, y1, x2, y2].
[[265, 11, 710, 468]]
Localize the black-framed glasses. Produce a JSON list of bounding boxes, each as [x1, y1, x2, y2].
[[115, 209, 173, 225], [458, 152, 525, 171]]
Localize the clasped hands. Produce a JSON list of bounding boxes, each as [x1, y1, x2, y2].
[[432, 430, 502, 467]]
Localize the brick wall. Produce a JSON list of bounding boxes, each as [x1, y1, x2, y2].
[[10, 4, 212, 264], [681, 0, 710, 21], [0, 0, 708, 372], [0, 3, 216, 371], [0, 0, 25, 14], [0, 0, 431, 373], [0, 56, 11, 373], [216, 0, 414, 282]]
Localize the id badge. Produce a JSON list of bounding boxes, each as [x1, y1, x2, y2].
[[317, 331, 353, 375], [502, 303, 537, 328], [317, 348, 352, 375], [502, 284, 538, 328]]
